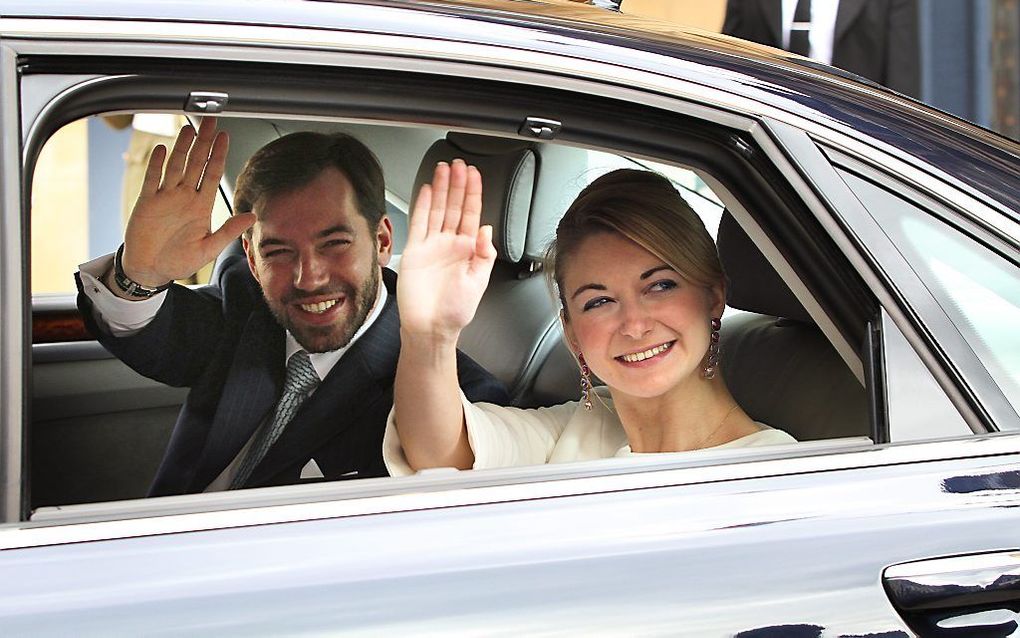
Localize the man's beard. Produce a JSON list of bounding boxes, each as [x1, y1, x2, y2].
[[266, 263, 381, 354]]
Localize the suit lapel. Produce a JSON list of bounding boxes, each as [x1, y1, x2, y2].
[[246, 291, 401, 486], [834, 0, 867, 42], [191, 308, 284, 491]]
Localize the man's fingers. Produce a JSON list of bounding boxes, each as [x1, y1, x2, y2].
[[183, 117, 219, 187], [139, 145, 167, 198], [408, 184, 432, 244], [198, 131, 229, 195], [427, 162, 450, 234], [458, 165, 484, 238], [162, 125, 196, 188], [205, 213, 257, 260], [442, 159, 467, 233]]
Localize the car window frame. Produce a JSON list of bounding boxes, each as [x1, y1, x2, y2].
[[826, 147, 1020, 434], [4, 18, 1020, 532]]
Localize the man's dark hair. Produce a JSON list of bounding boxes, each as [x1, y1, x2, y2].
[[233, 131, 386, 227]]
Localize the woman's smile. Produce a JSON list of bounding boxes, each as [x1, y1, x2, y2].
[[616, 340, 676, 365]]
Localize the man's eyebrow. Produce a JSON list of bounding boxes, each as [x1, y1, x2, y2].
[[258, 225, 355, 250], [640, 265, 675, 280], [316, 224, 355, 238]]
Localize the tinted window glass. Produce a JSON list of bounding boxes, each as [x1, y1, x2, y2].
[[840, 169, 1020, 420]]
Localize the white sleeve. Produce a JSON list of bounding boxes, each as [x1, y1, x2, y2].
[[382, 391, 576, 476], [78, 254, 166, 337]]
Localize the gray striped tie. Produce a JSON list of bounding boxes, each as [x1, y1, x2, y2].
[[231, 350, 319, 489]]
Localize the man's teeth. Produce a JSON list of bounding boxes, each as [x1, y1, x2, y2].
[[300, 299, 338, 314], [620, 342, 672, 363]]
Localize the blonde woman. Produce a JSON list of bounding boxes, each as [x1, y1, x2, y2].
[[386, 161, 794, 474]]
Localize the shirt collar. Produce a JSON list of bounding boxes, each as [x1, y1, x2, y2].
[[285, 271, 388, 380]]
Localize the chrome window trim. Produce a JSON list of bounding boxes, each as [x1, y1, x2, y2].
[[832, 158, 1020, 432], [3, 16, 1016, 243], [4, 434, 1020, 551], [0, 43, 26, 523]]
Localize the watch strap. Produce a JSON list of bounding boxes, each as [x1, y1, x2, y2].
[[112, 243, 173, 298]]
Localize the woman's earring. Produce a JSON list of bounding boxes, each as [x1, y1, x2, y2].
[[578, 353, 594, 411], [703, 317, 721, 380]]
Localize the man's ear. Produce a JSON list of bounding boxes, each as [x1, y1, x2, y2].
[[242, 234, 260, 283], [376, 216, 394, 267]]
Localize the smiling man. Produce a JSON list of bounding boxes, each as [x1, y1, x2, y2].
[[76, 119, 507, 496]]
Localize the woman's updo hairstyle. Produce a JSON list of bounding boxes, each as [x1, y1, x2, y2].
[[546, 168, 723, 316]]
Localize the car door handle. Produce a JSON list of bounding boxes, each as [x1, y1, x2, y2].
[[883, 550, 1020, 637]]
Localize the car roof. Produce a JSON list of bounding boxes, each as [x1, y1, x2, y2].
[[4, 0, 1019, 211]]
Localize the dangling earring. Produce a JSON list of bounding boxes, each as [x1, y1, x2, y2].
[[578, 353, 594, 411], [703, 317, 721, 380]]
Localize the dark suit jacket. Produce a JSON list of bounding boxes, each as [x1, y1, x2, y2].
[[76, 263, 508, 496], [722, 0, 920, 98]]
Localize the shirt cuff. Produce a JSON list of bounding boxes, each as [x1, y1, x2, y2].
[[78, 253, 166, 337]]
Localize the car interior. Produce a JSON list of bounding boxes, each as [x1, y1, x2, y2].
[[26, 63, 879, 515]]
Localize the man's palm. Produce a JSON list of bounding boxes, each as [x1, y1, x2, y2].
[[121, 118, 255, 286]]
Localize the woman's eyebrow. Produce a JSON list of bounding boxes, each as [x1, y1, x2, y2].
[[640, 265, 674, 280], [570, 283, 606, 300], [570, 265, 676, 299]]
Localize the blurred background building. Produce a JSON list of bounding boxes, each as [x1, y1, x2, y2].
[[623, 0, 1019, 140]]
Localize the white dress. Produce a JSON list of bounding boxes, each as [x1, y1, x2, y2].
[[384, 387, 798, 476]]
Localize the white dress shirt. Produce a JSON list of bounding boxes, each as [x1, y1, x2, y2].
[[782, 0, 840, 64]]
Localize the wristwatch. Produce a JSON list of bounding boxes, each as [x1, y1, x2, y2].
[[111, 243, 173, 298]]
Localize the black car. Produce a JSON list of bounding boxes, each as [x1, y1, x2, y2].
[[1, 1, 1018, 636]]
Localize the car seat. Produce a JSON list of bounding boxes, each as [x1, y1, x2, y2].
[[715, 211, 869, 440]]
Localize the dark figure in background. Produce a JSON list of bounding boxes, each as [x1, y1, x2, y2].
[[723, 0, 920, 98], [76, 119, 508, 496]]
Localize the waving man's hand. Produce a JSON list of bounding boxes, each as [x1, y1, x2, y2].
[[397, 160, 496, 343], [120, 118, 256, 287]]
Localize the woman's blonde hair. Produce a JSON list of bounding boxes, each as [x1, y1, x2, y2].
[[546, 168, 723, 316]]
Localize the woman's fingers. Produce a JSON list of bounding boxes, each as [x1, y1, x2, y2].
[[458, 165, 483, 238], [409, 160, 485, 249], [408, 184, 432, 244], [442, 159, 468, 233], [473, 224, 496, 268], [427, 162, 450, 234]]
